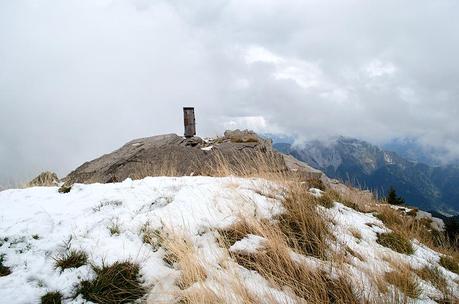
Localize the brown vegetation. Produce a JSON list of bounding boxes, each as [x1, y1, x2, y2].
[[77, 261, 145, 304]]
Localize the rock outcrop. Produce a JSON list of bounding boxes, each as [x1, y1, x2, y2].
[[62, 129, 337, 188], [63, 130, 289, 185], [25, 171, 59, 187]]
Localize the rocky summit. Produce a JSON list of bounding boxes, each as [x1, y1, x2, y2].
[[63, 130, 324, 185]]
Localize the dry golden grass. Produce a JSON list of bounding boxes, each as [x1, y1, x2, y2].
[[176, 267, 266, 304], [216, 216, 359, 303], [413, 266, 448, 296], [345, 246, 366, 262], [349, 227, 362, 240], [439, 255, 459, 274], [140, 223, 162, 251], [376, 232, 414, 255], [278, 182, 331, 258], [385, 269, 421, 300], [77, 261, 146, 304], [231, 241, 359, 303], [160, 231, 207, 290]]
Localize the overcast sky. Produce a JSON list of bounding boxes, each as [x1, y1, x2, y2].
[[1, 0, 459, 185]]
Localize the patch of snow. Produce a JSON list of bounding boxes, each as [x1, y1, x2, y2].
[[308, 188, 323, 197], [201, 145, 214, 151], [230, 235, 266, 254], [324, 202, 459, 302]]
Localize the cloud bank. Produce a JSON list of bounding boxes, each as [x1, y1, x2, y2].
[[1, 0, 459, 184]]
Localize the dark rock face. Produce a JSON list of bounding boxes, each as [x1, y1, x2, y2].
[[63, 131, 289, 185]]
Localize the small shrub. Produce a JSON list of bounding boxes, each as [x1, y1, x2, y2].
[[54, 250, 87, 271], [385, 270, 421, 299], [376, 232, 414, 255], [439, 256, 459, 274], [41, 291, 62, 304], [77, 261, 145, 304], [386, 187, 405, 205], [0, 254, 11, 277]]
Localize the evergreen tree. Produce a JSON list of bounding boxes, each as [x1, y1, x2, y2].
[[386, 186, 405, 205]]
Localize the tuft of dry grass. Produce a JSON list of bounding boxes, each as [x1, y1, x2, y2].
[[414, 266, 447, 293], [54, 249, 87, 271], [231, 240, 359, 303], [278, 182, 331, 258], [349, 227, 362, 240], [41, 291, 62, 304], [177, 270, 263, 304], [58, 184, 71, 193], [178, 286, 224, 304], [77, 261, 145, 304], [374, 207, 404, 227], [439, 255, 459, 274], [161, 231, 207, 289], [0, 254, 11, 277], [108, 221, 120, 236], [315, 190, 336, 208], [385, 269, 421, 299], [376, 232, 414, 255], [345, 246, 365, 262], [140, 223, 162, 251], [306, 178, 326, 191], [216, 218, 261, 249], [218, 213, 359, 302]]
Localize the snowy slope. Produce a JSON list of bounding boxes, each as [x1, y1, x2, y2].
[[0, 177, 283, 303], [0, 176, 458, 303]]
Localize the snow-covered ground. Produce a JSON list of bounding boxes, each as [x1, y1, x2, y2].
[[0, 177, 283, 303], [0, 176, 457, 303]]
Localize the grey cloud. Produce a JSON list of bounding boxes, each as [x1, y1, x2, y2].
[[1, 0, 459, 186]]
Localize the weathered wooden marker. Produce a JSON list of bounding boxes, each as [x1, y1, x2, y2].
[[183, 107, 196, 138]]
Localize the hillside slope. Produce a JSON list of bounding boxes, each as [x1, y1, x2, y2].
[[274, 137, 459, 214], [1, 176, 458, 303]]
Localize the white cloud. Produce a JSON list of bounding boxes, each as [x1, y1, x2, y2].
[[364, 60, 397, 78], [1, 0, 459, 184]]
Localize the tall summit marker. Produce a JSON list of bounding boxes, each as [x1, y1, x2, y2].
[[183, 107, 196, 138]]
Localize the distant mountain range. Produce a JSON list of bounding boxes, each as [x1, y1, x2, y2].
[[272, 136, 459, 215]]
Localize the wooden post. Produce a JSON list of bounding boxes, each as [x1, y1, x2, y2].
[[183, 107, 196, 138]]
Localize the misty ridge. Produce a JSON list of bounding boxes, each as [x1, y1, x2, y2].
[[1, 1, 459, 304]]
